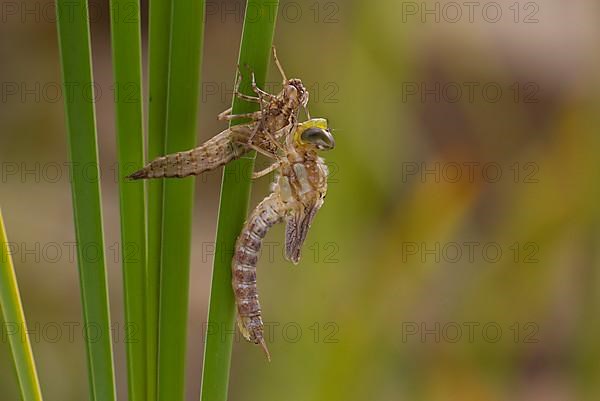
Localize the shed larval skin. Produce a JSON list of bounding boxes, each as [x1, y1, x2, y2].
[[128, 47, 309, 180]]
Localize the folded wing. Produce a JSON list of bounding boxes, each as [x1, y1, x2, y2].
[[284, 198, 323, 264]]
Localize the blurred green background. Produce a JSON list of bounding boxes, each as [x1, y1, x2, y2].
[[2, 0, 600, 400]]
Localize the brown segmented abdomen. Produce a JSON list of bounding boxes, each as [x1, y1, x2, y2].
[[127, 127, 249, 180], [232, 193, 286, 360]]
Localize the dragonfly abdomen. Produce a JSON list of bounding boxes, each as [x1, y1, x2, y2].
[[232, 193, 285, 360]]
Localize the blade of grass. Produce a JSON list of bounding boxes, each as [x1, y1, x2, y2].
[[0, 209, 43, 401], [156, 0, 205, 400], [108, 1, 147, 401], [55, 1, 116, 400], [146, 0, 172, 397], [200, 1, 280, 400]]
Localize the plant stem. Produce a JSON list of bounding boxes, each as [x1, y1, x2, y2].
[[146, 0, 171, 396], [200, 2, 280, 400], [156, 0, 205, 400], [0, 209, 43, 401], [108, 0, 147, 400], [55, 1, 116, 399]]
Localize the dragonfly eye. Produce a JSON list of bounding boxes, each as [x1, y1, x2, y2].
[[300, 127, 335, 150]]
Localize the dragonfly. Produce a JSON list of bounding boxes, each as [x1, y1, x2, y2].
[[126, 50, 335, 360], [232, 118, 335, 360], [128, 47, 309, 180]]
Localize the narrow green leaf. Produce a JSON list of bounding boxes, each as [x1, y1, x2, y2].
[[0, 210, 43, 401], [55, 1, 116, 399], [156, 0, 205, 400], [146, 0, 172, 396], [108, 1, 147, 401], [200, 2, 280, 401]]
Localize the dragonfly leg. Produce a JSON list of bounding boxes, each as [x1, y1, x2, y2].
[[234, 92, 262, 103], [271, 124, 292, 142], [250, 70, 277, 100], [244, 110, 285, 154], [240, 63, 277, 101], [262, 128, 286, 153], [217, 107, 232, 120], [272, 45, 288, 84], [218, 91, 266, 120], [246, 142, 280, 161], [232, 67, 263, 103], [303, 104, 311, 120], [218, 110, 263, 122], [252, 161, 282, 179], [219, 66, 271, 121]]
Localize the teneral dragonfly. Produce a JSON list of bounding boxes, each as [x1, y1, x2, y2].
[[232, 118, 335, 360], [128, 47, 309, 180]]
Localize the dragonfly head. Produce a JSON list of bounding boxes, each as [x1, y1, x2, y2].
[[286, 79, 309, 108], [296, 118, 335, 151]]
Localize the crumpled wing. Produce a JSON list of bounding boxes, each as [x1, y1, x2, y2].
[[284, 198, 323, 264]]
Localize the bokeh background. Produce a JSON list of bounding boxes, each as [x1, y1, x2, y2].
[[2, 0, 600, 400]]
